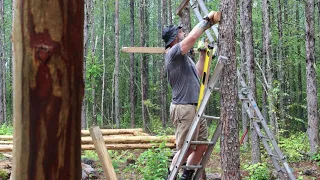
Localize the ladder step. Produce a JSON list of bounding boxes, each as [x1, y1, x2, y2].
[[181, 165, 203, 170], [190, 141, 215, 145], [202, 114, 220, 120], [269, 153, 280, 160]]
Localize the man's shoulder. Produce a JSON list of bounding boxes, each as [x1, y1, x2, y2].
[[166, 43, 181, 58]]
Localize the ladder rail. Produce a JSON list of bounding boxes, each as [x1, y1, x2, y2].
[[237, 70, 296, 180], [190, 0, 215, 42], [167, 56, 226, 180], [193, 122, 221, 179], [190, 0, 219, 38]]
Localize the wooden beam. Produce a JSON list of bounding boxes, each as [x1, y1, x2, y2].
[[122, 47, 166, 54], [176, 0, 190, 15], [90, 126, 117, 180]]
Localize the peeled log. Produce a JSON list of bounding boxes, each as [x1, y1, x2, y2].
[[0, 135, 176, 143], [0, 143, 176, 152], [0, 141, 13, 144], [81, 128, 143, 136], [81, 135, 175, 144], [81, 143, 176, 150], [0, 145, 13, 152], [0, 135, 13, 141]]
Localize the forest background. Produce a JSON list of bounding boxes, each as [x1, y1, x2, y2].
[[0, 0, 319, 172]]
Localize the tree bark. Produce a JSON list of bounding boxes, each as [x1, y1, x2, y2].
[[82, 0, 89, 129], [140, 0, 149, 131], [178, 4, 194, 60], [218, 0, 240, 179], [262, 0, 277, 137], [114, 0, 120, 128], [161, 0, 168, 129], [0, 0, 4, 124], [240, 0, 259, 157], [101, 0, 106, 127], [130, 0, 135, 128], [168, 0, 172, 24], [305, 0, 319, 155], [239, 10, 248, 147], [12, 0, 83, 178], [318, 0, 320, 30], [277, 0, 285, 125]]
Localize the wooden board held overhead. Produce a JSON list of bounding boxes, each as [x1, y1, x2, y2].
[[122, 47, 165, 54], [176, 0, 190, 15]]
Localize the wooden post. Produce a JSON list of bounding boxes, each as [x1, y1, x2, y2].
[[89, 126, 117, 180], [12, 0, 84, 179]]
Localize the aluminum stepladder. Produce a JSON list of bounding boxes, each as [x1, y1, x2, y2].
[[169, 0, 296, 179], [167, 54, 227, 180], [238, 70, 296, 180]]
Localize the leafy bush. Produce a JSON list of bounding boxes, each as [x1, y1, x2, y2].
[[133, 142, 171, 180], [0, 169, 9, 180], [311, 152, 320, 166], [244, 162, 270, 180], [278, 132, 309, 162], [0, 124, 13, 135]]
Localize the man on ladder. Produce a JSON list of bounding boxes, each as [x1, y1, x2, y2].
[[162, 11, 219, 180]]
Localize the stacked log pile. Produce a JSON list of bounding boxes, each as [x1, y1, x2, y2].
[[0, 128, 176, 152]]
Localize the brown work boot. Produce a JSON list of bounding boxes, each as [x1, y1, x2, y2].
[[180, 169, 195, 180]]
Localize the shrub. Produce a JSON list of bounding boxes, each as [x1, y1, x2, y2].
[[134, 141, 171, 180], [244, 162, 270, 180]]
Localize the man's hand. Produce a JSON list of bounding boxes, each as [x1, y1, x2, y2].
[[207, 11, 221, 25], [197, 38, 208, 52]]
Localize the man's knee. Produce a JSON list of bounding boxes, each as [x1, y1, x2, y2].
[[196, 145, 207, 153]]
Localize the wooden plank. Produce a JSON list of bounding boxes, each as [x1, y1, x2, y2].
[[122, 47, 165, 54], [176, 0, 190, 15], [89, 126, 117, 180]]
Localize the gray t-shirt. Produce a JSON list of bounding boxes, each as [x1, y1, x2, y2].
[[165, 43, 200, 104]]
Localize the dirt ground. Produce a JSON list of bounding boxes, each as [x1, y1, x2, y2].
[[0, 151, 319, 180]]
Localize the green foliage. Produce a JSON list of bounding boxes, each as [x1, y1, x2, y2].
[[82, 150, 99, 161], [279, 132, 309, 162], [131, 142, 171, 180], [0, 124, 13, 135], [244, 163, 270, 180], [0, 169, 9, 180], [311, 152, 320, 166]]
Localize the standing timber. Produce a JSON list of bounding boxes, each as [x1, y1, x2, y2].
[[12, 0, 84, 179]]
